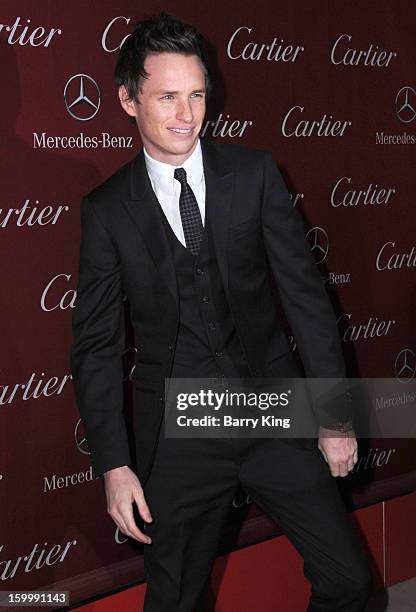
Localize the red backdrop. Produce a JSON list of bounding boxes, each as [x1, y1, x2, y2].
[[1, 1, 415, 609]]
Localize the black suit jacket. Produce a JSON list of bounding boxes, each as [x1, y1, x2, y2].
[[70, 139, 351, 481]]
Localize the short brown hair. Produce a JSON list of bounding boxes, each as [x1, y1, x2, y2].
[[115, 12, 211, 101]]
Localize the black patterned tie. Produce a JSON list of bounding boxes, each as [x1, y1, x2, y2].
[[174, 167, 204, 256]]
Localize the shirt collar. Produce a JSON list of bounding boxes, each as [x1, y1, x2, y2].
[[144, 139, 204, 196]]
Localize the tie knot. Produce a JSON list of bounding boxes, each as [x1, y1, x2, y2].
[[174, 167, 187, 185]]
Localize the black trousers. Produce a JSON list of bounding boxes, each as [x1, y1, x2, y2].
[[142, 356, 373, 611]]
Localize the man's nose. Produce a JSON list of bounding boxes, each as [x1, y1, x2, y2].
[[176, 99, 193, 123]]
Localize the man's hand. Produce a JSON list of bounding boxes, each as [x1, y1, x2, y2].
[[318, 427, 358, 477], [103, 465, 153, 544]]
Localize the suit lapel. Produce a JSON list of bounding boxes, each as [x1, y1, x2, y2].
[[201, 139, 234, 290], [122, 140, 235, 309], [123, 151, 179, 311]]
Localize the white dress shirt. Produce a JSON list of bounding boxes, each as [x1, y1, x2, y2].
[[143, 140, 206, 247]]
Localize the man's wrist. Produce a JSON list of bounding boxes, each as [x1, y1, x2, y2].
[[320, 420, 354, 433], [103, 464, 131, 479]]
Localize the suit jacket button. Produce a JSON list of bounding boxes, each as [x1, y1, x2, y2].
[[168, 344, 173, 350]]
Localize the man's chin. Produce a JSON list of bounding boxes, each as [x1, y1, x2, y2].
[[145, 137, 200, 164], [164, 140, 200, 160]]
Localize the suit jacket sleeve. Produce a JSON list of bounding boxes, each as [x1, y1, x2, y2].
[[260, 152, 353, 428], [70, 196, 132, 478]]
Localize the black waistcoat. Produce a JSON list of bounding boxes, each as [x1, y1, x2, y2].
[[157, 203, 251, 379]]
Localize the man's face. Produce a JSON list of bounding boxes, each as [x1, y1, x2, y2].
[[119, 52, 206, 165]]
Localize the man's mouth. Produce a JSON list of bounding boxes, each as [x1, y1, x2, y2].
[[167, 127, 194, 134]]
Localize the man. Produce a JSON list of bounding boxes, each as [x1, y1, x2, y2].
[[70, 13, 372, 612]]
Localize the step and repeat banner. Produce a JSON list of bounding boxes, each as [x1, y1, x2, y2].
[[1, 1, 415, 608]]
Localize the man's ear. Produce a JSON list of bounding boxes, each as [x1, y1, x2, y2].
[[118, 85, 137, 117]]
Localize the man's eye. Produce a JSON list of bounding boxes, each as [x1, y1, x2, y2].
[[191, 93, 204, 98], [161, 95, 174, 100]]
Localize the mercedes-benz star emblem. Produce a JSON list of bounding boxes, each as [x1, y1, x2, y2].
[[394, 348, 416, 383], [306, 226, 329, 265], [64, 74, 101, 121], [395, 86, 416, 124], [74, 418, 91, 454]]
